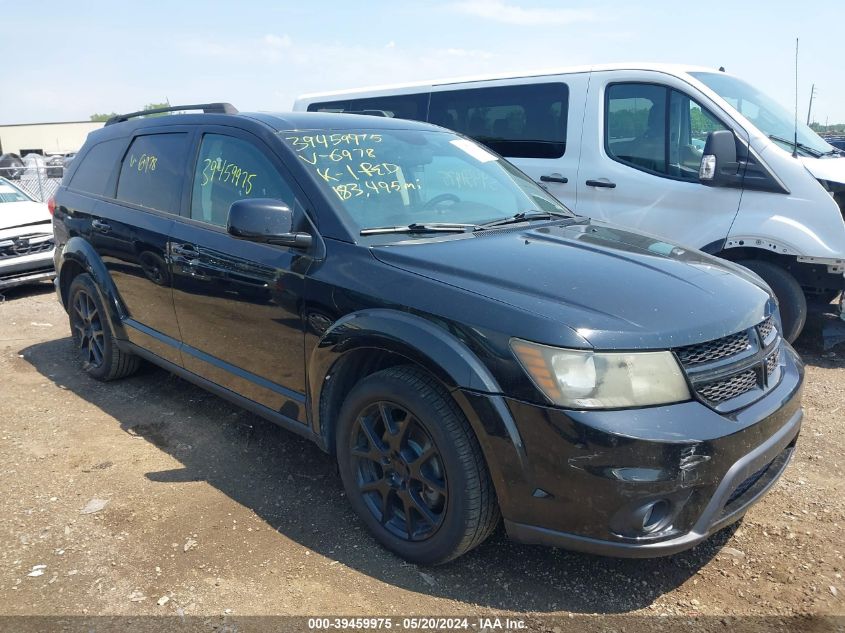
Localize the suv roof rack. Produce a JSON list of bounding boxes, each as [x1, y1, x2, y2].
[[105, 103, 238, 126]]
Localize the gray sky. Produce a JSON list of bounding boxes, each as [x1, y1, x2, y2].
[[2, 0, 843, 125]]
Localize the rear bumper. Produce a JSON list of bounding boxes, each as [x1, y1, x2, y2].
[[459, 344, 804, 557]]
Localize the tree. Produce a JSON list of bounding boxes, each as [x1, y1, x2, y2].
[[89, 101, 171, 122]]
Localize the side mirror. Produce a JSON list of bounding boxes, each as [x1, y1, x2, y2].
[[699, 130, 739, 187], [227, 198, 312, 249]]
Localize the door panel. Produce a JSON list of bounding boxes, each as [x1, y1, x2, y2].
[[87, 131, 192, 364], [169, 129, 311, 421], [576, 71, 746, 250]]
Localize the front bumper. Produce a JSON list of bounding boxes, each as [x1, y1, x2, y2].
[[0, 249, 56, 290], [461, 344, 804, 557]]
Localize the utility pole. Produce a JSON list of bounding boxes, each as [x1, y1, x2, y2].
[[807, 84, 817, 125]]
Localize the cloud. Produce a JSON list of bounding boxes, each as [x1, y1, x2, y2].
[[451, 0, 597, 26]]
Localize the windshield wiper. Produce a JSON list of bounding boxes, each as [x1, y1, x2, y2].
[[359, 222, 480, 236], [768, 134, 823, 157], [476, 210, 574, 230]]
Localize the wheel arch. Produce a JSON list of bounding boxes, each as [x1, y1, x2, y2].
[[308, 309, 529, 512], [57, 236, 127, 340]]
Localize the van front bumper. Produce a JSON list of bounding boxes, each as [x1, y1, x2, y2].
[[460, 344, 804, 557]]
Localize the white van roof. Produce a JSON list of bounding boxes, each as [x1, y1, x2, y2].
[[296, 62, 721, 101]]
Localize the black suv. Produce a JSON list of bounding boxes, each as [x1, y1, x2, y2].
[[51, 104, 804, 564]]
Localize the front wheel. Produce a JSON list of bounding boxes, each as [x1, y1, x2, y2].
[[336, 366, 499, 565], [737, 260, 807, 343]]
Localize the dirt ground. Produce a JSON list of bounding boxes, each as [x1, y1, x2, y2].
[[0, 283, 843, 630]]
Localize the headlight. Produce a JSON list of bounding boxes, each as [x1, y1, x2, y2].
[[510, 339, 691, 409]]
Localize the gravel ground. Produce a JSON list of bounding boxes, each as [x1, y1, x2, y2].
[[0, 283, 843, 630]]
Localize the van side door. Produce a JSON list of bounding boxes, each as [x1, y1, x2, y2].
[[427, 77, 586, 210], [576, 71, 747, 251], [167, 126, 315, 424]]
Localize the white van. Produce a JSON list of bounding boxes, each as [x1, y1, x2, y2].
[[294, 63, 845, 341]]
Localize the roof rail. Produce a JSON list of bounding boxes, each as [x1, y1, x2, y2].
[[105, 103, 238, 126]]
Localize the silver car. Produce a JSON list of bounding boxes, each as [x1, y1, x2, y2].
[[0, 178, 55, 290]]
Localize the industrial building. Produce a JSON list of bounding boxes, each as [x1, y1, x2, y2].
[[0, 120, 104, 155]]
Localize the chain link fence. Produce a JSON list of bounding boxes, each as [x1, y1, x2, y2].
[[12, 173, 62, 202]]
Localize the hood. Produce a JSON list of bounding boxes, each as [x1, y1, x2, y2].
[[371, 221, 774, 350], [800, 154, 845, 185], [0, 200, 51, 231]]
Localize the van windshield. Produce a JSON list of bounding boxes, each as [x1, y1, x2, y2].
[[280, 129, 572, 232], [690, 72, 835, 156]]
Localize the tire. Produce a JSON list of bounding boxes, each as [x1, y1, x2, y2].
[[67, 273, 140, 381], [737, 260, 807, 342], [336, 366, 499, 565]]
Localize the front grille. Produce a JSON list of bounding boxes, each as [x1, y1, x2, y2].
[[725, 460, 773, 507], [697, 370, 758, 404], [766, 348, 780, 376], [757, 316, 776, 341], [675, 331, 750, 366], [0, 236, 54, 259]]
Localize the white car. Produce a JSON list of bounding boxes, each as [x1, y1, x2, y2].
[[0, 178, 55, 290]]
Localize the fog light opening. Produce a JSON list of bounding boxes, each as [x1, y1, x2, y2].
[[641, 499, 671, 533]]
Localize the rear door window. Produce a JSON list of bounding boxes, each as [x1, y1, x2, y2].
[[116, 133, 190, 213], [428, 83, 568, 159], [190, 134, 296, 227]]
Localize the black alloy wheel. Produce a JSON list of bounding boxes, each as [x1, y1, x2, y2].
[[350, 401, 448, 542], [336, 366, 499, 565], [70, 286, 106, 370], [66, 274, 140, 381]]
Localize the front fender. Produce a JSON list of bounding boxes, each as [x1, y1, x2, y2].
[[308, 309, 532, 513], [58, 236, 127, 340]]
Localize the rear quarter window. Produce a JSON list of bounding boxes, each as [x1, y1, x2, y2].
[[116, 134, 190, 213], [68, 138, 126, 196]]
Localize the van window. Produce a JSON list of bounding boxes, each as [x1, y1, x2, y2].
[[307, 93, 428, 121], [606, 83, 726, 180], [428, 83, 568, 159], [69, 139, 126, 196], [190, 134, 295, 227], [116, 134, 189, 213]]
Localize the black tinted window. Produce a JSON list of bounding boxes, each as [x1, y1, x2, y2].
[[69, 138, 126, 196], [116, 134, 189, 213], [428, 83, 568, 158], [308, 93, 428, 121], [191, 134, 295, 227]]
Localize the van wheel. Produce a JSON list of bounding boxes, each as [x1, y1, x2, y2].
[[737, 260, 806, 342], [67, 274, 140, 381], [336, 366, 499, 565]]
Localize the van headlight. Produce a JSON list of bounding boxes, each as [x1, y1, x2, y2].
[[510, 339, 691, 409]]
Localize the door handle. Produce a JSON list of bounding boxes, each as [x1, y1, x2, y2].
[[585, 179, 617, 188], [91, 219, 111, 233], [540, 173, 568, 184]]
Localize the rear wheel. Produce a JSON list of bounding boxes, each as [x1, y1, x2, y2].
[[336, 366, 499, 565], [737, 260, 807, 343], [67, 274, 140, 381]]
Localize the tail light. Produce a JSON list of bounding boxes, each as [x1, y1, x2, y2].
[[47, 197, 56, 215]]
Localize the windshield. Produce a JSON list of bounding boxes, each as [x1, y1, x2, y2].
[[0, 180, 32, 203], [280, 129, 573, 231], [690, 72, 835, 156]]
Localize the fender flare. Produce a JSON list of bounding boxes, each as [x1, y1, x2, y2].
[[308, 309, 530, 503], [57, 236, 127, 340]]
